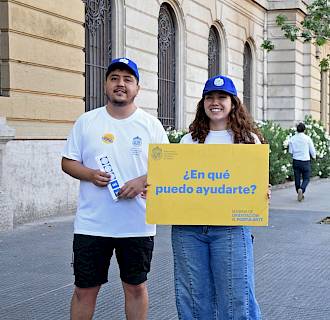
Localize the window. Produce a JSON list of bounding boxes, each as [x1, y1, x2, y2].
[[158, 4, 176, 129], [208, 26, 220, 78], [243, 42, 252, 113], [0, 21, 9, 97], [320, 70, 329, 130], [84, 0, 112, 111], [0, 30, 3, 96]]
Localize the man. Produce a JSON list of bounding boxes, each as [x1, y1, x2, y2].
[[62, 57, 168, 320], [288, 122, 316, 201]]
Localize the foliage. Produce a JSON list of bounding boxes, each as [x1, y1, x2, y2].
[[261, 0, 330, 70], [256, 121, 292, 185], [166, 127, 188, 143], [260, 39, 274, 52], [319, 54, 330, 70]]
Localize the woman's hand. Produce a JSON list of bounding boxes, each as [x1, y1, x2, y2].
[[267, 184, 272, 201]]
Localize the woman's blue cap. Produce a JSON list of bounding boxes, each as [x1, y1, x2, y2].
[[203, 75, 237, 97], [106, 57, 139, 81]]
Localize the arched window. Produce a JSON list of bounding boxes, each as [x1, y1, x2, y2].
[[84, 0, 112, 111], [208, 26, 220, 77], [158, 4, 176, 129], [243, 42, 252, 113]]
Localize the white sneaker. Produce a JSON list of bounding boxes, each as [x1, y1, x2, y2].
[[298, 189, 303, 202]]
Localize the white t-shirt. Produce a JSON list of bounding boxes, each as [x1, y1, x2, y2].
[[180, 130, 261, 144], [288, 132, 316, 161], [62, 106, 169, 237]]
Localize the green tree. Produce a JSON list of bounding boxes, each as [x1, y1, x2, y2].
[[261, 0, 330, 70]]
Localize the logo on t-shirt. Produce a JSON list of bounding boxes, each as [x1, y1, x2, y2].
[[131, 136, 142, 156], [132, 136, 142, 147], [102, 133, 115, 144]]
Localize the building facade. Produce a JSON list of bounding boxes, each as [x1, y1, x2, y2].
[[0, 0, 329, 230]]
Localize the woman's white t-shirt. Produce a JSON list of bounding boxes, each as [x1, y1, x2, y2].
[[180, 130, 261, 144]]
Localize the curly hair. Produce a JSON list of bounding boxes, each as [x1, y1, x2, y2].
[[189, 95, 265, 144]]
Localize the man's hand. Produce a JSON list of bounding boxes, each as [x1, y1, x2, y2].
[[118, 175, 147, 200], [62, 158, 110, 187], [90, 170, 111, 187]]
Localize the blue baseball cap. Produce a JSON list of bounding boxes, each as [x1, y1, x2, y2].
[[202, 75, 237, 97], [106, 57, 139, 82]]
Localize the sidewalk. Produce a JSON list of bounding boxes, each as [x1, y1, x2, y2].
[[0, 179, 329, 319], [256, 178, 330, 319]]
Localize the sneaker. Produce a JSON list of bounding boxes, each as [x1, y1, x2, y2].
[[297, 189, 303, 202]]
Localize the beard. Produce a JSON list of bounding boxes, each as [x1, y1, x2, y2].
[[106, 93, 135, 107]]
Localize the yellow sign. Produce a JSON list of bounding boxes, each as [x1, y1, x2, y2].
[[146, 144, 269, 226]]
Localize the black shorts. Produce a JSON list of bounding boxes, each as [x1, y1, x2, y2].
[[72, 234, 154, 288]]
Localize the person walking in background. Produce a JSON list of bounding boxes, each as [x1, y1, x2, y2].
[[288, 122, 316, 202], [172, 75, 264, 320], [61, 57, 168, 320]]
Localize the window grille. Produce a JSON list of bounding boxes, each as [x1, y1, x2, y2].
[[0, 30, 2, 96], [243, 42, 252, 112], [208, 26, 220, 78], [84, 0, 112, 111], [158, 4, 176, 129]]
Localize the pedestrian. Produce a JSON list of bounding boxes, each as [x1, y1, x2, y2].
[[288, 122, 316, 201], [61, 57, 169, 320], [172, 75, 264, 319]]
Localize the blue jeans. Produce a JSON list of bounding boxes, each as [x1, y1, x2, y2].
[[292, 159, 311, 193], [172, 225, 262, 320]]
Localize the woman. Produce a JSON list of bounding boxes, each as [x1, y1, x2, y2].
[[172, 75, 264, 320]]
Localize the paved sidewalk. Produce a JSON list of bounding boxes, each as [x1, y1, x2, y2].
[[0, 179, 329, 319]]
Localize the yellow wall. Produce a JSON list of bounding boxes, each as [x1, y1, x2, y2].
[[0, 0, 85, 139]]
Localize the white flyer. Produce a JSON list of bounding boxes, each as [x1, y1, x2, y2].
[[95, 154, 124, 201]]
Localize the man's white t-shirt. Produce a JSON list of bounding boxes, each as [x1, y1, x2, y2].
[[180, 130, 261, 144], [62, 107, 169, 237]]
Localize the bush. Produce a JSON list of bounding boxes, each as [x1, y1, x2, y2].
[[257, 121, 292, 185], [166, 127, 188, 143], [166, 117, 330, 185]]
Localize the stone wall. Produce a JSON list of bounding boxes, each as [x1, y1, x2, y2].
[[0, 0, 85, 139], [3, 140, 78, 227]]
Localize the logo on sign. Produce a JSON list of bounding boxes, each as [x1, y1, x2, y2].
[[151, 147, 162, 160]]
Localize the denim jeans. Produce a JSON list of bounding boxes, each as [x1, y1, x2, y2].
[[172, 225, 262, 320], [292, 159, 311, 193]]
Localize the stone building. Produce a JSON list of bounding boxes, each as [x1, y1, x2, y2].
[[0, 0, 329, 230]]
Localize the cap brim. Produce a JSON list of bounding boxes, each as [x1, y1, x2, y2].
[[106, 63, 139, 80], [203, 89, 236, 97]]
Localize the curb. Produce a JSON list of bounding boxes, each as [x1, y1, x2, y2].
[[271, 176, 325, 191]]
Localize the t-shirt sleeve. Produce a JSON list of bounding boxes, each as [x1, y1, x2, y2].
[[153, 119, 169, 144], [252, 133, 261, 144], [180, 133, 192, 144], [61, 116, 84, 162]]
